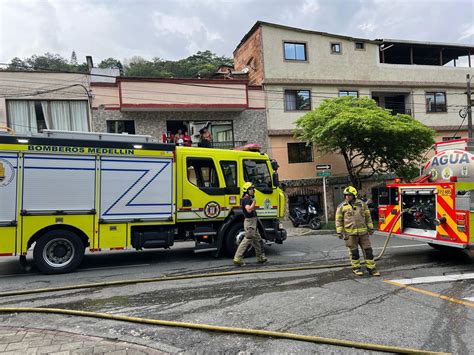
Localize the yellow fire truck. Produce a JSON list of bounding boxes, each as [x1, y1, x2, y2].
[[0, 130, 286, 273], [378, 138, 474, 250]]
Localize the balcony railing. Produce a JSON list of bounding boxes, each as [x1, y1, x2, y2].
[[191, 140, 247, 149]]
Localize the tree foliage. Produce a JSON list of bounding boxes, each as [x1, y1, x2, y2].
[[295, 96, 435, 188], [5, 50, 232, 79], [124, 50, 233, 78], [7, 52, 88, 72], [98, 58, 123, 70]]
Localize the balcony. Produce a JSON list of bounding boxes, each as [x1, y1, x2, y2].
[[372, 92, 412, 116], [193, 140, 247, 149]]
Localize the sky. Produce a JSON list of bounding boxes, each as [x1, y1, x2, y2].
[[0, 0, 473, 65]]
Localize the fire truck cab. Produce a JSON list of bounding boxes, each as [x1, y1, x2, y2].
[[378, 138, 474, 250]]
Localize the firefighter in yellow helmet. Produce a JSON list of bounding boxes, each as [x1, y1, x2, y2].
[[335, 186, 380, 276], [233, 182, 268, 266]]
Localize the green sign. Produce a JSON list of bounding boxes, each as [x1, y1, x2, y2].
[[317, 171, 331, 177]]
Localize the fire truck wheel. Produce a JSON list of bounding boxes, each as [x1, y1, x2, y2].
[[224, 223, 255, 257], [33, 230, 85, 274]]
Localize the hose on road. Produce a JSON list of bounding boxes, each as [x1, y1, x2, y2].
[[0, 213, 425, 354], [0, 306, 447, 354]]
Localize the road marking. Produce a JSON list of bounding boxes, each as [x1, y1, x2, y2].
[[385, 280, 474, 308], [464, 297, 474, 302], [389, 273, 474, 285]]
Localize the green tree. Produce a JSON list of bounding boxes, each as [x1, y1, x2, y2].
[[123, 50, 233, 78], [7, 53, 88, 73], [295, 96, 435, 188], [98, 57, 123, 70], [70, 50, 78, 65]]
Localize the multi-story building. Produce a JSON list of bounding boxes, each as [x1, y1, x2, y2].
[[234, 21, 474, 215]]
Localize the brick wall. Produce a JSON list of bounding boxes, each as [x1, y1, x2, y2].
[[234, 26, 264, 85]]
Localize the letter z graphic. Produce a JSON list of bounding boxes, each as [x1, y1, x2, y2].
[[103, 162, 171, 217]]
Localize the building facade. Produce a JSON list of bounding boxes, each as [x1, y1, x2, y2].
[[91, 76, 266, 149], [0, 71, 92, 134], [234, 21, 474, 217]]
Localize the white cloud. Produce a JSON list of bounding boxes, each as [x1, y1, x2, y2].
[[303, 0, 320, 13], [358, 22, 377, 33], [152, 12, 222, 41], [458, 24, 474, 41]]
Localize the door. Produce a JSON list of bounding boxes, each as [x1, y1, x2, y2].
[[178, 155, 226, 221]]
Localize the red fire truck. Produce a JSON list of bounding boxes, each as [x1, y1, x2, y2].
[[378, 138, 473, 250]]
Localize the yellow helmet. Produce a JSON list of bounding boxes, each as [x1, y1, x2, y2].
[[343, 186, 358, 198], [242, 182, 255, 193]]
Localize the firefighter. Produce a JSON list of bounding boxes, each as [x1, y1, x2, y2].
[[335, 186, 380, 276], [233, 182, 268, 266]]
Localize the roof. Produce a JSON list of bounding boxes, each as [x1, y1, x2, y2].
[[235, 21, 474, 53], [234, 21, 379, 53], [379, 38, 474, 50]]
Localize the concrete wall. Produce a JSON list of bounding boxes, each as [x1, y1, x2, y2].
[[120, 80, 248, 109], [261, 25, 472, 85], [268, 135, 348, 180], [265, 84, 467, 131]]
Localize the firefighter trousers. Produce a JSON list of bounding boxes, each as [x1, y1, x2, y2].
[[234, 217, 265, 261], [345, 234, 377, 270]]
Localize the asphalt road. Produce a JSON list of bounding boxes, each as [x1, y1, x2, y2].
[[0, 232, 473, 354]]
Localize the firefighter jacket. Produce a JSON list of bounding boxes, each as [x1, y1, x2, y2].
[[335, 199, 374, 237]]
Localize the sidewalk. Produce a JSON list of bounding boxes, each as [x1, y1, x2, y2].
[[0, 326, 166, 355], [282, 220, 334, 237]]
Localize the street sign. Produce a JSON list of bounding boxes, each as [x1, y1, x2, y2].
[[317, 171, 331, 177], [316, 164, 331, 170]]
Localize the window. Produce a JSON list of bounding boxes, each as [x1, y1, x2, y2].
[[283, 42, 307, 61], [355, 42, 365, 50], [7, 100, 89, 134], [284, 90, 311, 111], [338, 90, 359, 97], [243, 160, 272, 192], [186, 158, 220, 188], [331, 42, 342, 54], [107, 120, 135, 134], [287, 143, 313, 164], [426, 92, 447, 112], [220, 161, 237, 187], [442, 136, 461, 141]]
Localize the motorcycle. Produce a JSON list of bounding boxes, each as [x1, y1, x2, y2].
[[289, 199, 322, 230]]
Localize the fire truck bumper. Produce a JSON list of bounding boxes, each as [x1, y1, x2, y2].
[[263, 220, 287, 244]]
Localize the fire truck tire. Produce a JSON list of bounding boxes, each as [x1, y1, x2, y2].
[[224, 223, 254, 257], [33, 230, 85, 274]]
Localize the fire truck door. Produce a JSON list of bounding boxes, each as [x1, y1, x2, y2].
[[178, 156, 226, 221]]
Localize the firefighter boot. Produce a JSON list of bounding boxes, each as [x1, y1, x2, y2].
[[233, 257, 245, 266], [367, 268, 381, 277], [352, 267, 364, 276], [257, 256, 268, 264]]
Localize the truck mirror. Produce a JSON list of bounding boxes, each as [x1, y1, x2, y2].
[[272, 172, 280, 187], [271, 159, 279, 171]]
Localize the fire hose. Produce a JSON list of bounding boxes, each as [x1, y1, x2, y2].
[[0, 210, 447, 354]]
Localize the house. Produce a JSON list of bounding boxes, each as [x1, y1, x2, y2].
[[0, 69, 267, 150], [0, 71, 92, 134], [233, 21, 474, 216], [90, 71, 266, 149]]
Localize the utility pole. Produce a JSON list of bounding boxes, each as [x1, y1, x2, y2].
[[468, 74, 472, 139]]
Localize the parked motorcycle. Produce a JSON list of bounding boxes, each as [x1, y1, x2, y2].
[[289, 199, 322, 230]]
